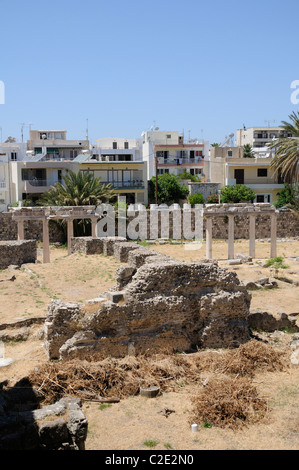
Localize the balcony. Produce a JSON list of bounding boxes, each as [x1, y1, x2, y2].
[[24, 179, 51, 194], [158, 157, 203, 166], [102, 180, 144, 190]]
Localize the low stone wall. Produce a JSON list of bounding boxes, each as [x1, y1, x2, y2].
[[0, 212, 65, 243], [0, 386, 88, 450], [45, 238, 252, 360], [0, 240, 37, 269]]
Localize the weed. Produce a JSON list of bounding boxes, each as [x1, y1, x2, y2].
[[164, 443, 173, 449], [98, 403, 112, 411], [143, 440, 158, 448]]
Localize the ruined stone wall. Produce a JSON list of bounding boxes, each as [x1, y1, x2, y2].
[[45, 238, 252, 361], [0, 212, 65, 243], [0, 388, 88, 450], [124, 207, 299, 240], [1, 207, 298, 242], [0, 240, 37, 269]]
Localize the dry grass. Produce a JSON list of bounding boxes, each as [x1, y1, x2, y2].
[[25, 339, 288, 427], [189, 376, 268, 429]]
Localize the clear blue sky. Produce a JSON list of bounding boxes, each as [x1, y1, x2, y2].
[[0, 0, 298, 145]]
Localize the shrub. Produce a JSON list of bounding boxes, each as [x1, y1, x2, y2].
[[220, 185, 256, 203], [206, 194, 219, 204], [189, 192, 205, 205], [274, 184, 295, 208]]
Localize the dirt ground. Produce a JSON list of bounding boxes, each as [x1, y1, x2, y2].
[[0, 239, 299, 450]]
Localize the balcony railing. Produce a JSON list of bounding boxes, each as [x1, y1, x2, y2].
[[26, 179, 48, 186], [158, 157, 203, 165], [102, 180, 144, 189]]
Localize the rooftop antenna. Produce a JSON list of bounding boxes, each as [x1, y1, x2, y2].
[[20, 123, 27, 143], [86, 118, 89, 140], [265, 120, 276, 127]]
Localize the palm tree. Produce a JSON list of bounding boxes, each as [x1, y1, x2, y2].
[[269, 111, 299, 183], [243, 143, 255, 158], [38, 170, 117, 236], [38, 170, 116, 206]]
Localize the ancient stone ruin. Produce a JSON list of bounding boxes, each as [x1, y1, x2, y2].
[[44, 237, 252, 361], [0, 240, 37, 270], [0, 383, 88, 450]]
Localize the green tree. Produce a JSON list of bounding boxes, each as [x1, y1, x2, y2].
[[220, 185, 256, 203], [38, 170, 116, 236], [269, 111, 299, 183], [149, 173, 189, 204], [243, 144, 255, 158]]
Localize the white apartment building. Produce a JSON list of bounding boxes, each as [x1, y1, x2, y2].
[[0, 130, 89, 207], [236, 126, 293, 148], [74, 137, 148, 205], [142, 130, 209, 180]]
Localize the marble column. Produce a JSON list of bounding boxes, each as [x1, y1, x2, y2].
[[91, 219, 97, 238], [17, 220, 25, 241], [67, 218, 74, 255], [206, 217, 213, 260], [42, 219, 50, 263], [228, 215, 235, 259], [249, 214, 256, 259], [270, 213, 277, 258]]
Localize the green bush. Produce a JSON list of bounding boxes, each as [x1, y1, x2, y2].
[[206, 194, 219, 203], [189, 192, 205, 205], [273, 184, 295, 208], [220, 185, 256, 203], [177, 171, 202, 182]]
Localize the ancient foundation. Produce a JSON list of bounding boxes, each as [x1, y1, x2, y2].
[[44, 238, 252, 360]]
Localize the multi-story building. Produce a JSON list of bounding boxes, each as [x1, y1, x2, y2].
[[235, 126, 293, 148], [142, 130, 208, 180], [73, 137, 148, 205], [205, 145, 284, 203], [9, 129, 89, 204]]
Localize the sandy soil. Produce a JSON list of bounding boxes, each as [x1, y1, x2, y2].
[[0, 240, 298, 450]]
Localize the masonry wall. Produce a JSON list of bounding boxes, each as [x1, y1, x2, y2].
[[0, 240, 37, 269], [0, 208, 298, 242], [124, 208, 299, 240], [0, 212, 65, 243]]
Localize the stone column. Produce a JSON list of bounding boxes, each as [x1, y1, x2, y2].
[[270, 213, 277, 258], [91, 219, 97, 238], [17, 220, 25, 241], [205, 217, 213, 260], [42, 219, 50, 263], [249, 214, 256, 259], [228, 215, 235, 259], [67, 218, 74, 255]]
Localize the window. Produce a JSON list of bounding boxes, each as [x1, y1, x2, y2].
[[166, 134, 171, 139], [256, 194, 271, 203], [11, 152, 17, 161], [228, 150, 233, 157], [124, 142, 129, 149], [112, 142, 117, 149], [257, 168, 268, 177]]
